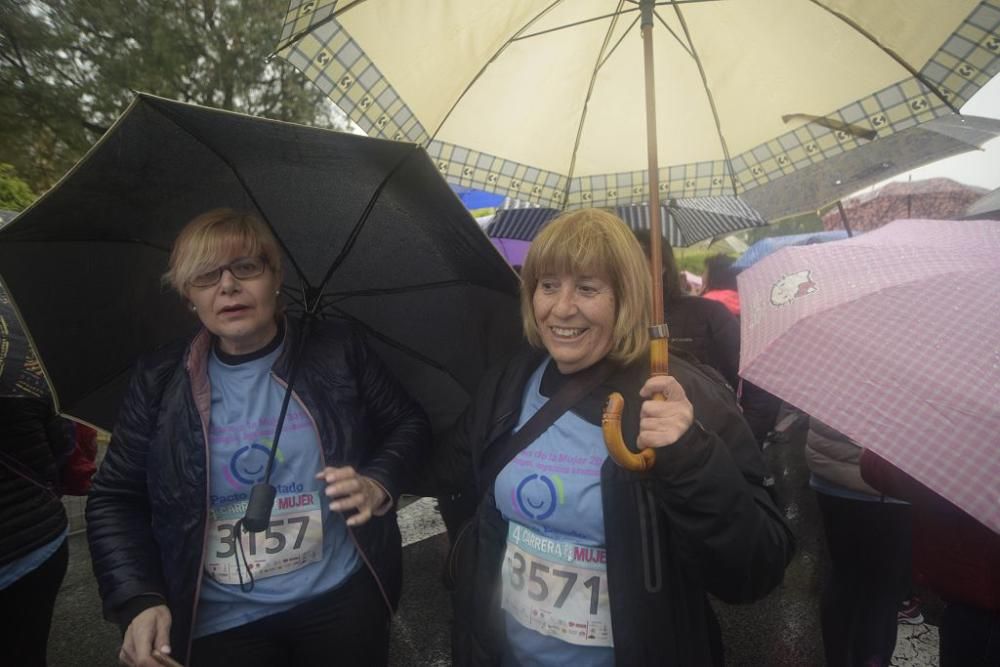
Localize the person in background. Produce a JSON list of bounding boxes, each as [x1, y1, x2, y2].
[[633, 229, 740, 392], [429, 209, 794, 666], [806, 417, 911, 667], [700, 253, 740, 317], [0, 393, 76, 666], [87, 209, 429, 667], [861, 449, 1000, 667], [697, 251, 781, 448]]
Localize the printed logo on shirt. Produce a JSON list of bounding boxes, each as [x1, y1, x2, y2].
[[223, 439, 285, 490], [513, 473, 565, 520]]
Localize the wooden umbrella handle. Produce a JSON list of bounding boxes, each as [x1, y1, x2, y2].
[[601, 330, 668, 472]]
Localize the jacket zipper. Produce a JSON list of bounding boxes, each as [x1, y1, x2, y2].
[[187, 394, 213, 661], [270, 373, 395, 616]]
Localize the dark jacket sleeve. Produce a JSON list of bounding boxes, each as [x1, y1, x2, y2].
[[85, 353, 173, 626], [348, 328, 432, 502], [648, 361, 794, 603]]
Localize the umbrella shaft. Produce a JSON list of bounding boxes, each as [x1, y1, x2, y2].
[[641, 3, 664, 323]]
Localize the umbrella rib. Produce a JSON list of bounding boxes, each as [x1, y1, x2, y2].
[[426, 0, 566, 145], [806, 0, 959, 114], [652, 9, 692, 58], [143, 99, 311, 289], [316, 145, 421, 299], [664, 3, 740, 197], [561, 1, 630, 206], [321, 305, 469, 392], [596, 14, 642, 72], [512, 8, 640, 42]]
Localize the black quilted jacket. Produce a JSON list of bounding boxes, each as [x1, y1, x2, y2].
[[0, 396, 73, 566], [85, 317, 430, 662], [431, 347, 795, 666]]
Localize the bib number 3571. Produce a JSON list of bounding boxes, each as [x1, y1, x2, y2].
[[508, 551, 602, 615], [501, 523, 613, 647]]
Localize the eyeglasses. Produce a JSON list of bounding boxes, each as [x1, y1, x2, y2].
[[189, 257, 268, 288]]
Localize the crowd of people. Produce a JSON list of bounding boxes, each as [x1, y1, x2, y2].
[[2, 207, 997, 666]]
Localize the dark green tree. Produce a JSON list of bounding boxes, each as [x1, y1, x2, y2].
[[0, 162, 36, 210], [1, 0, 346, 192]]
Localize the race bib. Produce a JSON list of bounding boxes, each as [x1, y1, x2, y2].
[[501, 522, 613, 647], [204, 491, 324, 584]]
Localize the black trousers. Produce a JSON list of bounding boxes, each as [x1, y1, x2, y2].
[[190, 566, 390, 667], [940, 602, 1000, 667], [815, 492, 912, 667], [0, 538, 69, 667]]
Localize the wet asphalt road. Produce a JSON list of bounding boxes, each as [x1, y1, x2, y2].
[[47, 411, 940, 666]]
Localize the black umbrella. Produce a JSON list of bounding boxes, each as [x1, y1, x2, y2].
[[0, 94, 522, 438]]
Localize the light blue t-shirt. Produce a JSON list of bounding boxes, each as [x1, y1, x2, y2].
[[0, 529, 67, 590], [193, 340, 360, 638], [494, 360, 614, 667]]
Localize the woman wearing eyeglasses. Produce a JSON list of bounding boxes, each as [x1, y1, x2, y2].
[[86, 209, 429, 667]]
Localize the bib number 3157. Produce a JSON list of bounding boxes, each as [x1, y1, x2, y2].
[[205, 492, 323, 585]]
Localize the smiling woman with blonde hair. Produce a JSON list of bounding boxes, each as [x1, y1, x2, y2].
[[430, 208, 794, 666], [87, 208, 429, 667]]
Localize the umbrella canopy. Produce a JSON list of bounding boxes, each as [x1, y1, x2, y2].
[[489, 237, 531, 269], [0, 94, 522, 433], [965, 186, 1000, 220], [275, 1, 1000, 211], [0, 288, 46, 399], [733, 230, 850, 271], [486, 196, 765, 246], [0, 214, 47, 399], [821, 177, 989, 232], [453, 186, 506, 211], [738, 218, 1000, 533], [743, 114, 1000, 221]]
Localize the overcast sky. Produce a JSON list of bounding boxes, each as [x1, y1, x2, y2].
[[864, 75, 1000, 195]]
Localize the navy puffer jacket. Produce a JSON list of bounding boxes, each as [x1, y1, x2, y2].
[[86, 317, 430, 662]]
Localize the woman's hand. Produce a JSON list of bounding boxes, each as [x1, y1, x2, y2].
[[637, 375, 695, 450], [317, 466, 389, 527], [119, 605, 171, 667]]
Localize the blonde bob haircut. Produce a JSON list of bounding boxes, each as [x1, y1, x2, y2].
[[520, 208, 652, 367], [163, 208, 283, 296]]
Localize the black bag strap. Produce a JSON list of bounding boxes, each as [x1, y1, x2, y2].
[[480, 359, 616, 490]]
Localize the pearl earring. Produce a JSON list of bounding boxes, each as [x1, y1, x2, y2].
[[190, 304, 197, 312], [275, 290, 281, 296]]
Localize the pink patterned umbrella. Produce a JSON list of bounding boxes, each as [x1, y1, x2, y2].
[[739, 219, 1000, 533]]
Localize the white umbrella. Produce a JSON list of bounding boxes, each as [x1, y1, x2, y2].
[[275, 1, 999, 210]]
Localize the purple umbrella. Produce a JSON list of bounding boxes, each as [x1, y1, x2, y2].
[[490, 237, 531, 269]]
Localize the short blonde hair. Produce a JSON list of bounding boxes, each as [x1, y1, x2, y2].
[[164, 209, 283, 295], [520, 209, 651, 366]]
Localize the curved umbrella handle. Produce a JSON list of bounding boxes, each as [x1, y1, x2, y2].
[[601, 329, 668, 471]]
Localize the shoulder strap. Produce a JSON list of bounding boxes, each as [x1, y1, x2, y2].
[[480, 359, 615, 490]]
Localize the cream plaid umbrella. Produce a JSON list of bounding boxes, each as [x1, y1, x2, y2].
[[275, 1, 1000, 211], [275, 0, 1000, 467]]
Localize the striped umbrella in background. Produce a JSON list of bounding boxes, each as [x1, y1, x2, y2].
[[486, 196, 765, 247]]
